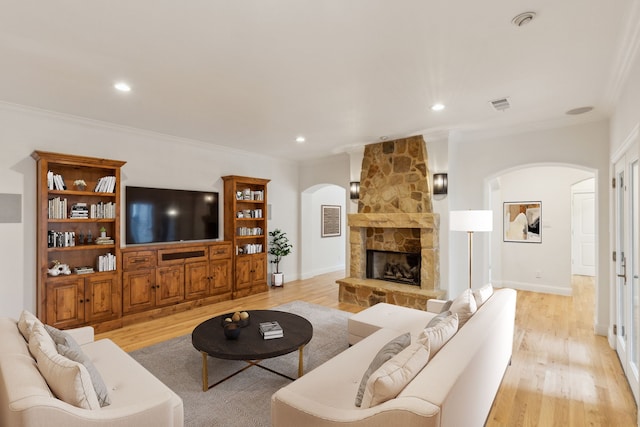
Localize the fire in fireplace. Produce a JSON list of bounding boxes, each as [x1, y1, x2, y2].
[[366, 250, 421, 286]]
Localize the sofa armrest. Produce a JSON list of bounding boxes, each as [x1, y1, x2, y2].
[[66, 326, 94, 345], [426, 299, 447, 313]]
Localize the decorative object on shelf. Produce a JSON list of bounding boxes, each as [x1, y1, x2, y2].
[[503, 201, 541, 243], [268, 229, 292, 287], [350, 181, 360, 200], [450, 210, 493, 289], [321, 205, 341, 238], [47, 260, 71, 276], [432, 173, 448, 195], [73, 179, 87, 191], [223, 323, 242, 340], [99, 226, 107, 238], [86, 230, 93, 244]]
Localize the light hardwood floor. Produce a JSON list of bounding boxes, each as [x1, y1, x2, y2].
[[98, 272, 637, 426]]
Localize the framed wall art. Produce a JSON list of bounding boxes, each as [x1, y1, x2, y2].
[[503, 201, 541, 243], [321, 205, 341, 238]]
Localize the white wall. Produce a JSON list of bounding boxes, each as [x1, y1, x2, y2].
[[449, 120, 610, 333], [0, 103, 299, 318], [493, 166, 592, 295]]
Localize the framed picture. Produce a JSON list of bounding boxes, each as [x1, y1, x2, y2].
[[503, 201, 541, 243], [321, 205, 341, 238]]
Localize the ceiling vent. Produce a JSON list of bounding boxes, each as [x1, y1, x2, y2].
[[512, 12, 536, 27], [489, 97, 511, 111]]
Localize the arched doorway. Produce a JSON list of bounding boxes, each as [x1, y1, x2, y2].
[[300, 184, 346, 279]]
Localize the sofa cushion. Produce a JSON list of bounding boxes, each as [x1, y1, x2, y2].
[[418, 312, 458, 356], [473, 283, 494, 308], [17, 309, 44, 342], [450, 289, 477, 328], [354, 332, 410, 407], [28, 324, 100, 410], [360, 341, 431, 408]]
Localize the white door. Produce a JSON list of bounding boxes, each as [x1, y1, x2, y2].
[[571, 189, 595, 276], [614, 145, 639, 404]]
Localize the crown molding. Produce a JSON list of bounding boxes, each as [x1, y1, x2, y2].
[[603, 1, 640, 107]]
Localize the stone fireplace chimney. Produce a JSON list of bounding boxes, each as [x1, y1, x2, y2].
[[337, 135, 445, 309]]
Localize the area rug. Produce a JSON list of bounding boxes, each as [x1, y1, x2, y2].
[[129, 301, 350, 427]]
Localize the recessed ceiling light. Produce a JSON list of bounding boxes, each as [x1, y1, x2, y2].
[[114, 82, 131, 92], [296, 136, 306, 143], [379, 136, 389, 141], [431, 103, 445, 111], [566, 106, 594, 115]]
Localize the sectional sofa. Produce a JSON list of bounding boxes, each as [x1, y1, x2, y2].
[[272, 286, 516, 427], [0, 312, 183, 427]]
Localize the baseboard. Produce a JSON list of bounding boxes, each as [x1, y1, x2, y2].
[[299, 265, 345, 280], [493, 280, 572, 296]]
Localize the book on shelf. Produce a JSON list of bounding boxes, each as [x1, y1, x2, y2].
[[74, 266, 94, 275], [259, 321, 284, 339], [94, 176, 116, 193]]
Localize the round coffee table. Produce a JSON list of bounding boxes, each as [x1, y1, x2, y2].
[[192, 310, 313, 391]]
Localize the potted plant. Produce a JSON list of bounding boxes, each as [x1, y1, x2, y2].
[[268, 228, 292, 287]]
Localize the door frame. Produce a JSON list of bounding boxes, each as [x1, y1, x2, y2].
[[611, 133, 639, 406]]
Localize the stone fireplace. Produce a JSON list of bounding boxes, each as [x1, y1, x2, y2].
[[337, 136, 445, 309]]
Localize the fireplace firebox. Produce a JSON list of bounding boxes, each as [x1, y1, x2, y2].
[[366, 250, 421, 286]]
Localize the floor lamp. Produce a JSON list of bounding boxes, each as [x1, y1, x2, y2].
[[450, 210, 493, 289]]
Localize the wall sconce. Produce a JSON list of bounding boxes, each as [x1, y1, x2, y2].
[[350, 181, 360, 200], [433, 173, 448, 195]]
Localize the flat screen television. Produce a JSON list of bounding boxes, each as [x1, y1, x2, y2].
[[125, 186, 219, 245]]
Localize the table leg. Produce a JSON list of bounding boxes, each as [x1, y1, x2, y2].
[[201, 351, 208, 392], [298, 344, 305, 377]]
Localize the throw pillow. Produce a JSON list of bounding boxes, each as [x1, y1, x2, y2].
[[440, 300, 453, 313], [418, 313, 458, 356], [29, 324, 100, 409], [450, 289, 477, 328], [354, 332, 411, 407], [360, 341, 431, 408], [18, 309, 44, 342], [425, 310, 451, 328], [45, 324, 81, 350], [58, 344, 111, 407], [473, 283, 494, 308]]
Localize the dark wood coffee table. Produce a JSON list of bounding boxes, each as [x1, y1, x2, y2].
[[192, 310, 313, 391]]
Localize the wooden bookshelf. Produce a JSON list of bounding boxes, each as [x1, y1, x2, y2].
[[32, 151, 126, 331], [222, 175, 270, 298]]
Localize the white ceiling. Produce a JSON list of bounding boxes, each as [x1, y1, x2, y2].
[[0, 1, 636, 160]]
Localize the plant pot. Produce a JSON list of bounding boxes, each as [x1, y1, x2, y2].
[[271, 272, 284, 287]]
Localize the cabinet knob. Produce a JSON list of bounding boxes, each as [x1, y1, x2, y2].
[[79, 299, 84, 303], [85, 298, 90, 302]]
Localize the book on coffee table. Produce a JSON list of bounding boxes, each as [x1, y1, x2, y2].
[[259, 321, 284, 339]]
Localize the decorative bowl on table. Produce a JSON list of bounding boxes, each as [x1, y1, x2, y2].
[[220, 311, 250, 327], [223, 323, 242, 340]]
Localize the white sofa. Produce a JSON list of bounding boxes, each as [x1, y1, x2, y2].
[[272, 287, 516, 427], [0, 315, 184, 427]]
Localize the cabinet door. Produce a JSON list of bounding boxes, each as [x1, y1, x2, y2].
[[84, 274, 121, 322], [123, 270, 156, 313], [156, 266, 185, 306], [252, 253, 267, 284], [46, 277, 85, 329], [185, 261, 210, 299], [235, 256, 252, 289], [210, 259, 232, 295]]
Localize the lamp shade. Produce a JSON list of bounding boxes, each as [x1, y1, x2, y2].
[[450, 210, 493, 232]]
